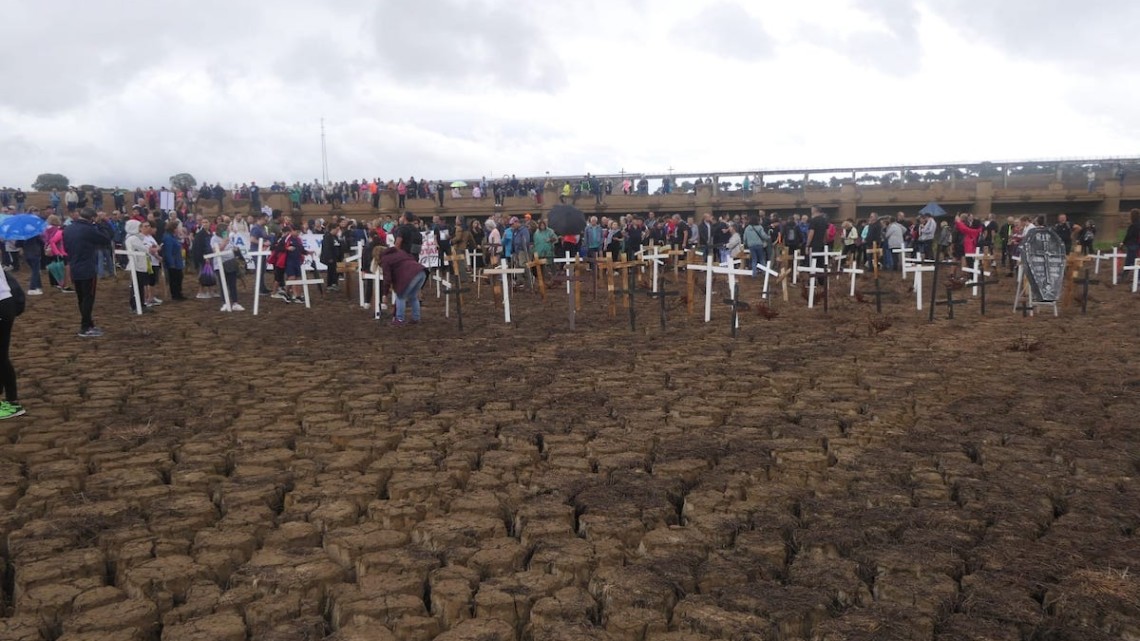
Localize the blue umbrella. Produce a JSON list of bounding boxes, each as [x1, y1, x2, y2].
[[919, 201, 949, 217], [0, 214, 47, 241]]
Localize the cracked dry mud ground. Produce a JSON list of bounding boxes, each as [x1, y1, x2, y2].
[[1, 270, 1138, 641]]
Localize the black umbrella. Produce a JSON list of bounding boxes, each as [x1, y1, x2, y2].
[[547, 204, 587, 235]]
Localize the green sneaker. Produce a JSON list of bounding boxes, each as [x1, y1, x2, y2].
[[0, 401, 25, 420]]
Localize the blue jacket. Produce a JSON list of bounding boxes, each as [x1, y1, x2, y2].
[[162, 232, 185, 269], [62, 220, 114, 280]]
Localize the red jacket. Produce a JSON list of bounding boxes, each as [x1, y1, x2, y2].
[[380, 247, 425, 296], [956, 220, 982, 255]]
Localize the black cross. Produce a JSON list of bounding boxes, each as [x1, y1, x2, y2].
[[721, 286, 751, 338], [1016, 301, 1034, 317], [438, 278, 472, 332], [817, 264, 844, 313], [920, 258, 959, 323], [643, 268, 678, 330], [935, 284, 969, 320], [964, 276, 999, 315], [859, 277, 892, 314], [1080, 268, 1100, 315]]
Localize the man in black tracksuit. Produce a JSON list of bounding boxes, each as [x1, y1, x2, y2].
[[62, 208, 114, 337]]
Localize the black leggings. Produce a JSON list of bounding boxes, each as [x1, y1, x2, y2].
[[0, 301, 17, 403]]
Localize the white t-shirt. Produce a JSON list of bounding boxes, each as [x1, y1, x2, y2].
[[210, 234, 234, 271]]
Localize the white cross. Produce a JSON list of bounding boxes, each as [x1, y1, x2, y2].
[[361, 270, 384, 320], [483, 264, 526, 323], [553, 251, 579, 294], [1097, 248, 1127, 285], [465, 249, 480, 282], [798, 262, 826, 309], [912, 263, 936, 310], [247, 239, 272, 316], [842, 259, 864, 297], [900, 251, 923, 280], [894, 246, 915, 279], [712, 262, 753, 327], [962, 250, 992, 297], [344, 240, 366, 308], [113, 248, 148, 316], [285, 264, 324, 309], [1124, 258, 1140, 293], [755, 259, 779, 301], [640, 246, 670, 293], [203, 250, 234, 311], [814, 247, 844, 268], [791, 250, 802, 284], [686, 255, 717, 323], [433, 272, 453, 317]]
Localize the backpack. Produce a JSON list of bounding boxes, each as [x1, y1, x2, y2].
[[3, 272, 25, 318]]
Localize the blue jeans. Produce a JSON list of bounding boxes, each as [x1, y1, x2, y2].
[[25, 256, 41, 290], [749, 244, 768, 275], [395, 270, 426, 321]]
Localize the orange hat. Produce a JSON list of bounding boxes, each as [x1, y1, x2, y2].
[[524, 213, 532, 220]]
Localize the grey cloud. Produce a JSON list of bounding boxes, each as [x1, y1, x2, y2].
[[927, 0, 1139, 71], [367, 0, 566, 92], [842, 0, 921, 75], [673, 2, 774, 62]]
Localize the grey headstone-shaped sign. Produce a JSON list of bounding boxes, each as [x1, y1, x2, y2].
[[1019, 228, 1066, 302]]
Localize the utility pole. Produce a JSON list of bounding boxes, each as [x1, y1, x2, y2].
[[319, 117, 328, 183]]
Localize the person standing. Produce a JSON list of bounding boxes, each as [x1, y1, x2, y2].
[[743, 214, 770, 274], [1053, 214, 1074, 254], [805, 206, 830, 274], [162, 220, 186, 301], [0, 270, 24, 419], [62, 208, 114, 337], [321, 224, 344, 291], [1122, 209, 1140, 282], [18, 230, 44, 296]]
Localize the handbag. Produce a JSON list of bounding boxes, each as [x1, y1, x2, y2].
[[47, 259, 66, 285], [199, 262, 217, 286]]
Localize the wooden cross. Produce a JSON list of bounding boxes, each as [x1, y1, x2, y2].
[[712, 261, 753, 328], [203, 249, 236, 311], [611, 267, 637, 332], [483, 264, 525, 323], [345, 240, 366, 308], [1063, 252, 1091, 309], [685, 254, 717, 322], [935, 284, 969, 320], [865, 242, 883, 278], [526, 254, 548, 301], [285, 263, 324, 309], [113, 247, 149, 316], [580, 256, 602, 300], [550, 267, 587, 329], [247, 239, 272, 316]]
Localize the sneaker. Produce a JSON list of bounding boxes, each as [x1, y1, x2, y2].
[[271, 290, 286, 299], [230, 303, 245, 312], [328, 284, 339, 291], [59, 286, 75, 293], [0, 402, 25, 420], [89, 327, 104, 337], [77, 328, 101, 338], [196, 292, 212, 299], [150, 298, 163, 305], [220, 304, 232, 312], [27, 289, 43, 295], [391, 318, 406, 327]]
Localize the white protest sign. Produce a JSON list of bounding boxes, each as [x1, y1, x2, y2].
[[300, 232, 326, 271]]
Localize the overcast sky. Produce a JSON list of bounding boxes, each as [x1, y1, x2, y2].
[[2, 0, 1137, 189]]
